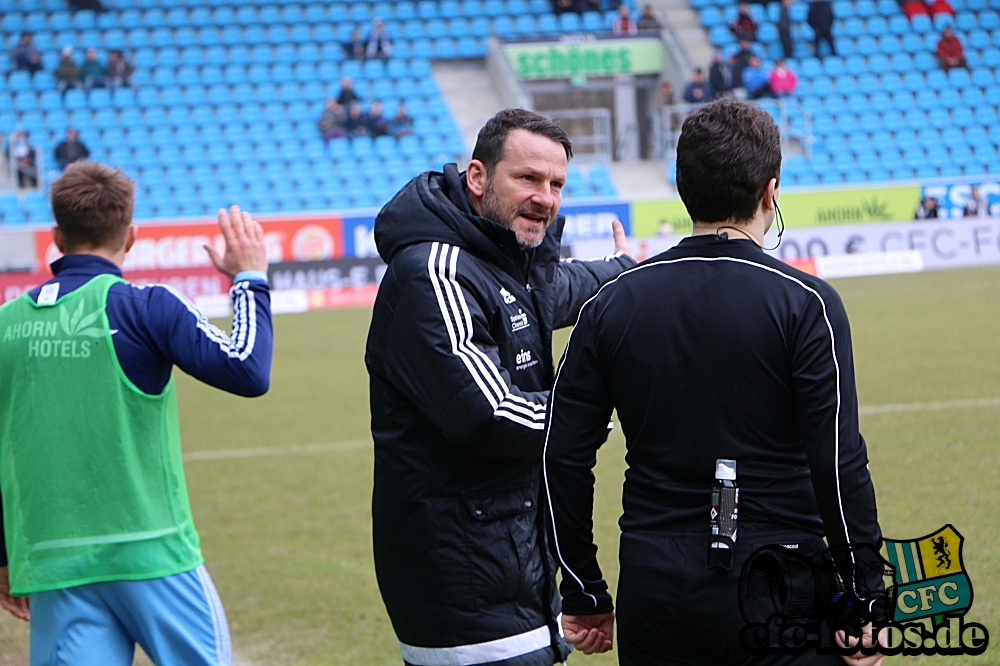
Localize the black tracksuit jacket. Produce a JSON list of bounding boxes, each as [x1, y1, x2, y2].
[[543, 234, 882, 617], [366, 165, 634, 665]]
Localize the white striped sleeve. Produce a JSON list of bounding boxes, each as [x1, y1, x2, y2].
[[157, 281, 259, 361], [426, 242, 547, 431]]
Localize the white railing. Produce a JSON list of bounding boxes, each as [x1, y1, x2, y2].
[[543, 108, 613, 163], [661, 98, 814, 178]]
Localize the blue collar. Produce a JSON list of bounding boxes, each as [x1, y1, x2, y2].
[[50, 254, 124, 279]]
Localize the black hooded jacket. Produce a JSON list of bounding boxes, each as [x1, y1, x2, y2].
[[366, 166, 634, 665]]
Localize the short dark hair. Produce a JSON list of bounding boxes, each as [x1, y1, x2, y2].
[[50, 161, 135, 251], [472, 108, 573, 175], [676, 99, 781, 224]]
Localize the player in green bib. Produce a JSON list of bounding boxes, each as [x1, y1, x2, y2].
[[0, 162, 273, 665]]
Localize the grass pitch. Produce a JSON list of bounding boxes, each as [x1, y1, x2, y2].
[[1, 266, 998, 665]]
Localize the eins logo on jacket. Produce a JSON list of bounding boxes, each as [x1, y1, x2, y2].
[[516, 348, 537, 371]]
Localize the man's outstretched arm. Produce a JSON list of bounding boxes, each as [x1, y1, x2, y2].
[[378, 242, 550, 457], [145, 206, 274, 397], [552, 220, 634, 328], [543, 297, 617, 633]]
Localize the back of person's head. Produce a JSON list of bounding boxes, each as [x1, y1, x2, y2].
[[50, 161, 134, 252], [472, 108, 572, 176], [676, 99, 781, 224]]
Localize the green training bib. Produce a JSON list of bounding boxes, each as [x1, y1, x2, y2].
[[0, 274, 202, 594]]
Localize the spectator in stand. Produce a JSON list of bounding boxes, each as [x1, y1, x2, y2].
[[936, 27, 968, 69], [683, 69, 714, 104], [366, 100, 389, 137], [742, 55, 773, 99], [67, 0, 106, 10], [902, 0, 930, 18], [552, 0, 582, 14], [730, 40, 756, 92], [55, 46, 81, 95], [389, 101, 415, 138], [662, 80, 683, 129], [730, 3, 759, 42], [318, 99, 347, 142], [54, 129, 90, 170], [105, 50, 134, 89], [637, 5, 662, 32], [11, 33, 43, 74], [709, 50, 732, 97], [344, 28, 366, 60], [366, 19, 393, 60], [778, 0, 794, 59], [6, 131, 38, 189], [345, 103, 368, 137], [660, 79, 675, 106], [80, 48, 105, 91], [336, 77, 361, 106], [768, 58, 799, 95], [612, 5, 638, 35], [807, 0, 836, 58], [928, 0, 955, 17], [963, 186, 988, 217], [915, 196, 939, 218]]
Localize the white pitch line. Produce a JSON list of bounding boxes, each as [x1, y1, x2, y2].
[[182, 398, 999, 462], [860, 397, 1000, 415], [183, 440, 369, 462]]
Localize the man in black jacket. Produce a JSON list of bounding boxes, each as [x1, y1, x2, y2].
[[366, 109, 634, 666], [808, 0, 836, 58], [543, 99, 883, 665]]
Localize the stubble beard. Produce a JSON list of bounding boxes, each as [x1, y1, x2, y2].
[[481, 178, 550, 250]]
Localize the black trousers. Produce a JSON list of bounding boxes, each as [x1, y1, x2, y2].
[[813, 32, 836, 58], [779, 29, 794, 59], [616, 530, 844, 666]]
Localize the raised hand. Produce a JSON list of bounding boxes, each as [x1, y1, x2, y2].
[[563, 612, 615, 655], [204, 205, 268, 280], [612, 219, 631, 257]]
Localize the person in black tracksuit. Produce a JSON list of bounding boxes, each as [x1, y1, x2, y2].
[[366, 110, 635, 666], [542, 100, 882, 666]]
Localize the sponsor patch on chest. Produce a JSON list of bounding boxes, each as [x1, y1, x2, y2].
[[510, 309, 530, 332], [500, 287, 517, 304]]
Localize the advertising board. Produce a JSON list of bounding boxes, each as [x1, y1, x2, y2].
[[922, 181, 1000, 218], [631, 184, 923, 237], [504, 37, 663, 80], [339, 201, 631, 259], [32, 215, 345, 272], [573, 218, 1000, 272]]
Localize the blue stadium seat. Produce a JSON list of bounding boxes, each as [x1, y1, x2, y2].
[[911, 14, 933, 32], [980, 11, 1000, 29], [844, 17, 866, 36]]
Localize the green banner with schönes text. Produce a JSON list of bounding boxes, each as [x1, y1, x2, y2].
[[504, 38, 663, 80]]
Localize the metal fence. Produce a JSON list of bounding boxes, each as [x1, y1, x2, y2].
[[2, 135, 46, 193], [661, 99, 814, 178], [544, 108, 613, 163]]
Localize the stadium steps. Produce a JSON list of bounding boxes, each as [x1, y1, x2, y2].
[[646, 0, 715, 74], [432, 59, 506, 159]]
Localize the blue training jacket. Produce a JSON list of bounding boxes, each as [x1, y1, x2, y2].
[[0, 254, 274, 566]]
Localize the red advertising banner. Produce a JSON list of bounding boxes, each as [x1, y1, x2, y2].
[[32, 215, 345, 273], [0, 267, 228, 305]]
